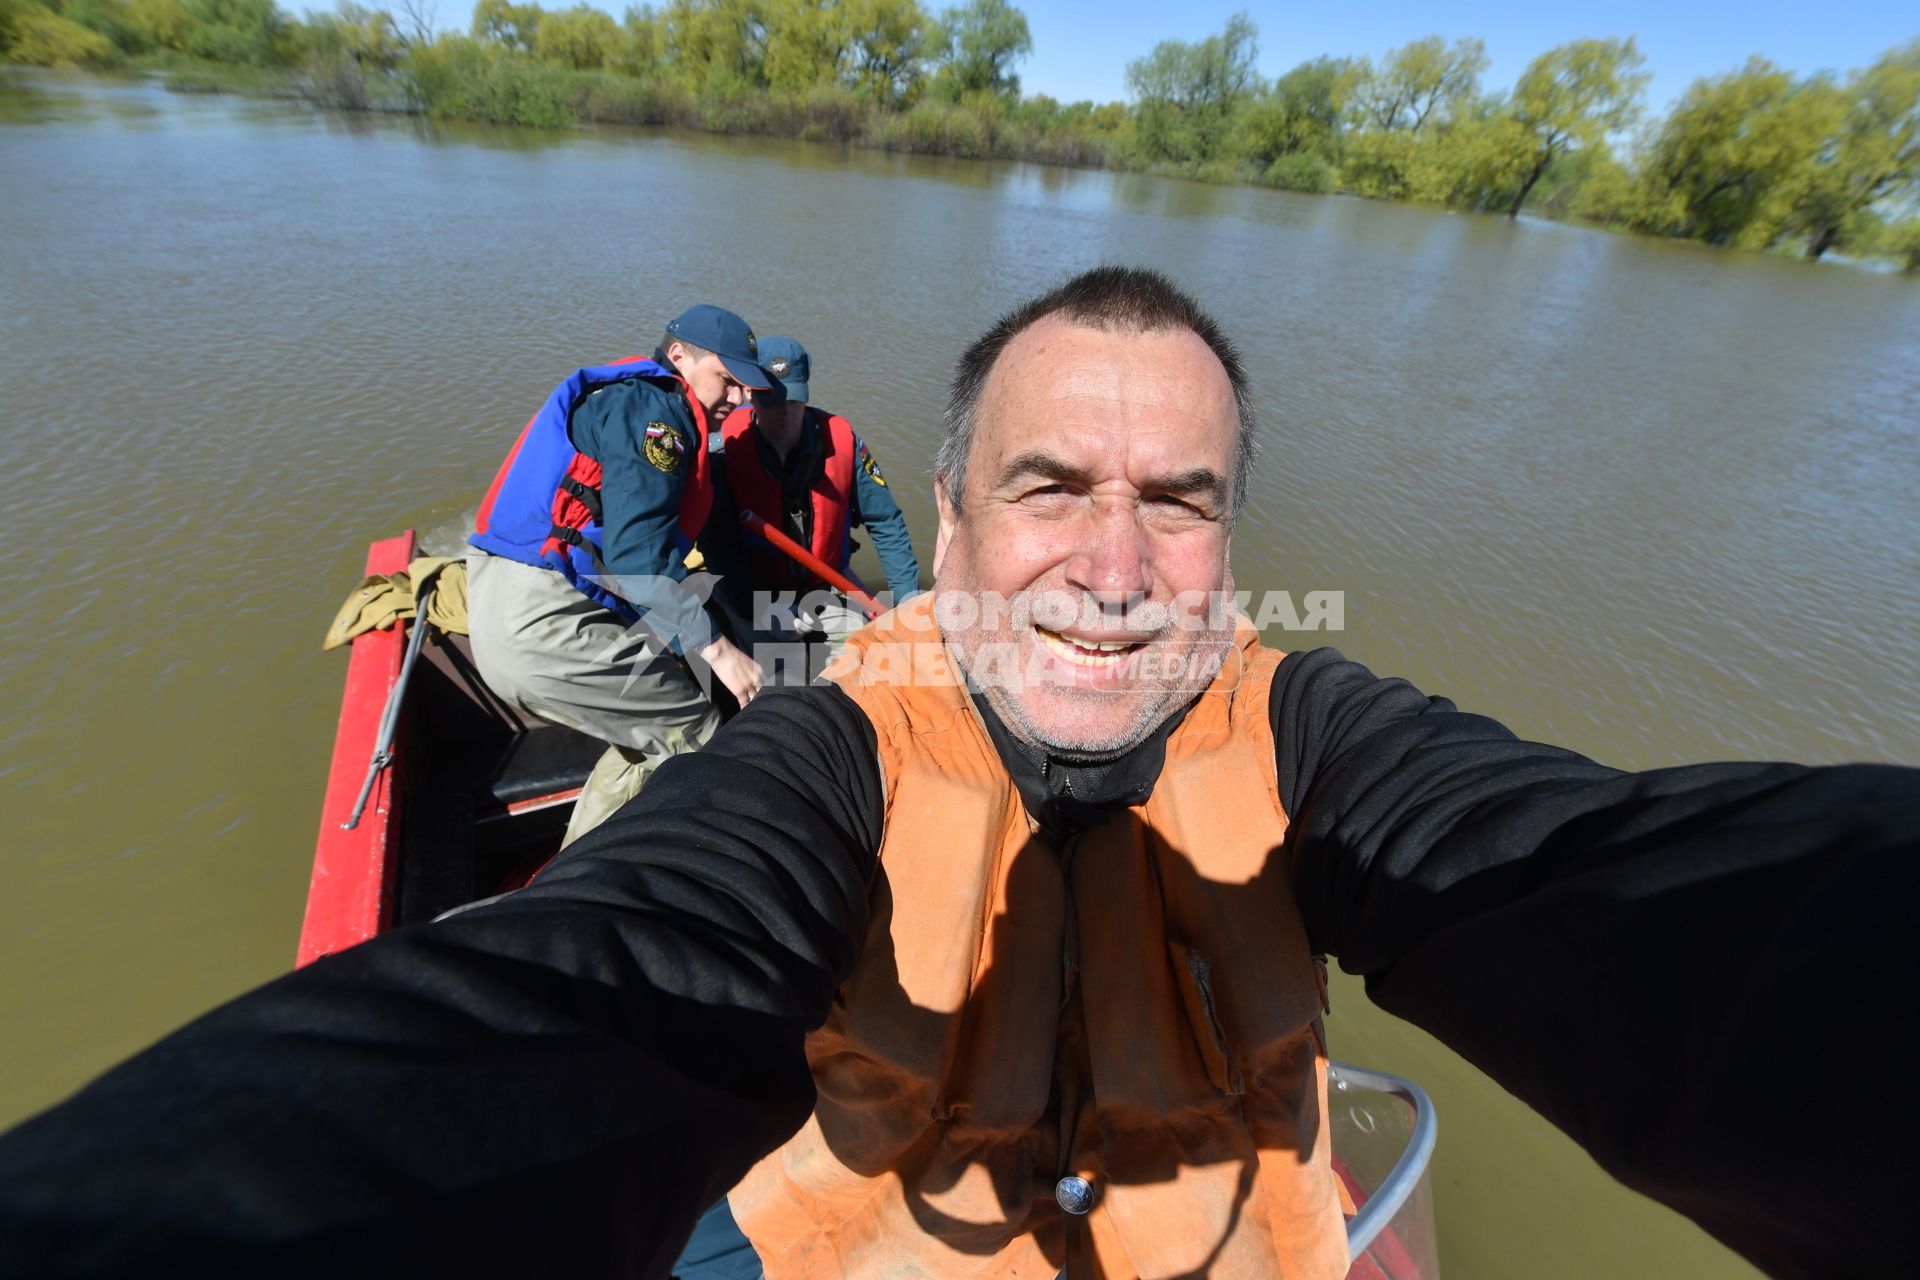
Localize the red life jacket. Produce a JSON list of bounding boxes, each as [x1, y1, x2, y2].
[[720, 405, 855, 588]]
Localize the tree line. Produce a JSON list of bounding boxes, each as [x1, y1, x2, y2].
[[4, 0, 1916, 267]]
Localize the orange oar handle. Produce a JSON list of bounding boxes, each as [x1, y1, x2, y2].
[[740, 510, 883, 619]]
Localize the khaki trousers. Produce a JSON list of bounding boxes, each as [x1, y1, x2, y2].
[[465, 551, 720, 846]]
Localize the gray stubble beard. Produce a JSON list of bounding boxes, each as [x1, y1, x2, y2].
[[939, 567, 1237, 763]]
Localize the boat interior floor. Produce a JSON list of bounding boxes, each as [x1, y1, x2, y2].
[[397, 632, 603, 925]]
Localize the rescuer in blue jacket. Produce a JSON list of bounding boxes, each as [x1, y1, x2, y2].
[[466, 304, 773, 845], [707, 337, 922, 663]]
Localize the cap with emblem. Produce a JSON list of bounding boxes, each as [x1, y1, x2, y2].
[[664, 304, 772, 390], [755, 336, 811, 405]]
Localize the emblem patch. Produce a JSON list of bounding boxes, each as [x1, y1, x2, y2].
[[859, 442, 887, 487], [769, 356, 791, 378], [644, 421, 684, 473]]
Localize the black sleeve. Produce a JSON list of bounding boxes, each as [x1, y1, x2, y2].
[[1273, 646, 1919, 1279], [0, 686, 884, 1279]]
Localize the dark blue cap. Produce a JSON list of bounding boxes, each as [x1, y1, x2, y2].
[[756, 336, 811, 404], [664, 304, 772, 390]]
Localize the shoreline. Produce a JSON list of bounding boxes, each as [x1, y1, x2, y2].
[[6, 56, 1916, 275]]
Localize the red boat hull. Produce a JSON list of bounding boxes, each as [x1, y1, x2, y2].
[[299, 531, 414, 966]]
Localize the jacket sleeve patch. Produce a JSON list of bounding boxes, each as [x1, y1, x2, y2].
[[644, 421, 685, 473]]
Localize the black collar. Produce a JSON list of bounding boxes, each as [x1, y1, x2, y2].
[[969, 690, 1191, 842]]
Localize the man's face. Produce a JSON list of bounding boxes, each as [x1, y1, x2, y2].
[[752, 392, 808, 436], [933, 316, 1239, 758], [674, 344, 746, 417]]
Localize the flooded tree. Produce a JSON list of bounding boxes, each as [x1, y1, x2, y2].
[[1350, 35, 1485, 135], [1506, 36, 1646, 219], [1636, 59, 1830, 247], [1785, 43, 1920, 258]]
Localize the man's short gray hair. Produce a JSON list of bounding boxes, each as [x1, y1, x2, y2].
[[935, 266, 1258, 519]]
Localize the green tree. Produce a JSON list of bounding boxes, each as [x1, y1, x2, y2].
[[607, 4, 661, 75], [1505, 36, 1645, 218], [1525, 136, 1633, 221], [1240, 55, 1356, 164], [844, 0, 928, 104], [1124, 10, 1260, 162], [60, 0, 147, 54], [1635, 59, 1839, 248], [126, 0, 192, 51], [293, 2, 406, 109], [532, 3, 622, 70], [761, 0, 846, 92], [1351, 35, 1485, 133], [1340, 128, 1418, 197], [407, 30, 574, 124], [182, 0, 290, 65], [302, 1, 404, 69], [661, 0, 768, 91], [1409, 109, 1536, 209], [0, 0, 23, 54], [932, 0, 1028, 97], [1890, 218, 1920, 271], [1785, 42, 1920, 258], [6, 5, 117, 65], [471, 0, 540, 51]]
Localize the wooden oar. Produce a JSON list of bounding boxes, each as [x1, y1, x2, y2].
[[740, 510, 883, 619]]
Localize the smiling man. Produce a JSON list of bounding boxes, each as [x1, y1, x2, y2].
[[715, 270, 1355, 1277], [0, 269, 1915, 1280], [930, 296, 1247, 757]]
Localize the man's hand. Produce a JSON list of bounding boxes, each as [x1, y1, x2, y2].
[[700, 634, 765, 707]]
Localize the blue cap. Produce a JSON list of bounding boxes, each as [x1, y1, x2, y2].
[[757, 336, 810, 404], [664, 304, 772, 390]]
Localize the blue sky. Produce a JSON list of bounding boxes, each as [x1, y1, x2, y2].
[[1014, 1, 1917, 111], [473, 0, 1917, 113]]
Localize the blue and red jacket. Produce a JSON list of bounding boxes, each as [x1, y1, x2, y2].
[[720, 404, 855, 586], [470, 358, 712, 621]]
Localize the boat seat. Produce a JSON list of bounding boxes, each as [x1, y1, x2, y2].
[[411, 635, 604, 811], [470, 725, 605, 811]]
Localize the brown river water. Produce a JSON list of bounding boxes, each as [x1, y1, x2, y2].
[[4, 67, 1918, 1277]]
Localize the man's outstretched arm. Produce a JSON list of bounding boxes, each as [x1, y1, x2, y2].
[[0, 687, 885, 1278], [1273, 646, 1919, 1279]]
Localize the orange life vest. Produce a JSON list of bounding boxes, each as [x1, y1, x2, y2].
[[730, 593, 1347, 1279], [719, 405, 856, 587]]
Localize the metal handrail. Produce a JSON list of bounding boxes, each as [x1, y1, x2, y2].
[[1331, 1061, 1438, 1262]]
